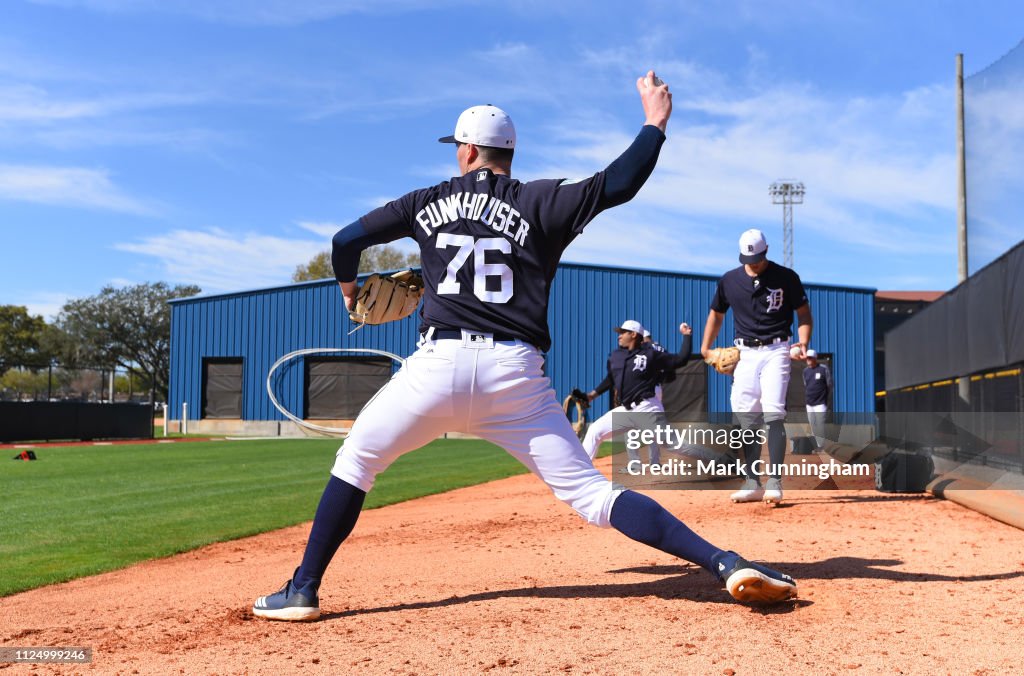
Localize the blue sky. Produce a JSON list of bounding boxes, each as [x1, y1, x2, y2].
[[2, 0, 1022, 320]]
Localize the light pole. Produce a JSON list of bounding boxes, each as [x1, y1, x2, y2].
[[769, 180, 805, 268]]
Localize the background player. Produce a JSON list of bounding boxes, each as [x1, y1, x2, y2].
[[803, 349, 832, 448], [583, 321, 724, 470], [582, 320, 691, 467], [699, 229, 813, 504], [252, 72, 797, 621]]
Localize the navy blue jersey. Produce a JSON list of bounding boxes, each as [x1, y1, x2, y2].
[[647, 340, 678, 384], [803, 363, 832, 406], [359, 168, 606, 351], [601, 335, 692, 407], [710, 262, 808, 341]]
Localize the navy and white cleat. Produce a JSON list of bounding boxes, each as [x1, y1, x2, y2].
[[718, 555, 797, 604], [253, 578, 321, 621]]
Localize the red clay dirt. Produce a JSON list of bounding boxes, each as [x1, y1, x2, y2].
[[2, 455, 1023, 674]]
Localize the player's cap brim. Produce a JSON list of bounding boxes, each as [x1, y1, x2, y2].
[[739, 252, 767, 264], [438, 135, 458, 144]]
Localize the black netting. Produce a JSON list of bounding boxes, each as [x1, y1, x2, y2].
[[660, 359, 707, 422], [965, 39, 1024, 274]]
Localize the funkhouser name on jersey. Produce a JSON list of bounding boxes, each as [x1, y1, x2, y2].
[[415, 175, 531, 248]]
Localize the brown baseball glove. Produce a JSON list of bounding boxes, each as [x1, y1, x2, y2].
[[348, 269, 424, 331], [704, 346, 741, 375], [563, 392, 588, 440]]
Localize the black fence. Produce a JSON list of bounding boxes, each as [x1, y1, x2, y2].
[[885, 240, 1024, 390], [0, 363, 154, 404], [883, 365, 1023, 472], [0, 401, 153, 443]]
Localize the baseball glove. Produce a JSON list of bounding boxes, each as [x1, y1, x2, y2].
[[570, 387, 591, 410], [563, 391, 588, 441], [704, 346, 741, 375], [348, 269, 424, 331]]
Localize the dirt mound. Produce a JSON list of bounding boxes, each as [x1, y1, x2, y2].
[[2, 457, 1021, 674]]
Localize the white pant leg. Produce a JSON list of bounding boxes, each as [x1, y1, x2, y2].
[[758, 343, 792, 421], [467, 343, 622, 527], [331, 342, 462, 492], [806, 404, 827, 445], [730, 346, 763, 415], [627, 398, 668, 464], [335, 338, 622, 528], [582, 406, 625, 460]]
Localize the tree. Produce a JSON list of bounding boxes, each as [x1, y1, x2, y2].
[[0, 305, 53, 376], [0, 368, 50, 400], [55, 282, 201, 403], [292, 245, 420, 282]]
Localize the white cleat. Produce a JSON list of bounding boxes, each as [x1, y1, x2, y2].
[[730, 479, 764, 503], [763, 478, 783, 504]]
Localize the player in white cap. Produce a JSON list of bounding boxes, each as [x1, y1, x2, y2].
[[700, 229, 813, 504]]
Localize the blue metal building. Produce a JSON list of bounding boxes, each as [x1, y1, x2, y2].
[[168, 262, 875, 431]]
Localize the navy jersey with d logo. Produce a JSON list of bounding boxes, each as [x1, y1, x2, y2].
[[710, 262, 808, 342], [359, 168, 605, 351]]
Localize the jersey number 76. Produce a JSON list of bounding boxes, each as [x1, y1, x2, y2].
[[435, 233, 513, 303]]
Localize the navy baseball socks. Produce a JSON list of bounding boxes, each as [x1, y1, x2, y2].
[[731, 420, 787, 503], [252, 476, 366, 621], [763, 419, 787, 503], [609, 490, 796, 603]]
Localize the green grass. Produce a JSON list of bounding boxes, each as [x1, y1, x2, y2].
[[152, 425, 229, 438], [0, 437, 528, 597]]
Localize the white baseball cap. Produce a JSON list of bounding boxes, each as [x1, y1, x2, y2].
[[805, 349, 817, 358], [739, 228, 768, 264], [642, 329, 651, 338], [438, 105, 516, 149], [615, 320, 645, 334]]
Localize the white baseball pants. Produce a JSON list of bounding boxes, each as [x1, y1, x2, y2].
[[582, 398, 725, 466], [730, 341, 792, 422], [806, 404, 827, 446], [331, 331, 622, 527], [582, 397, 667, 464]]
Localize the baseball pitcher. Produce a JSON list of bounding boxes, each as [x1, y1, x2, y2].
[[252, 72, 797, 621]]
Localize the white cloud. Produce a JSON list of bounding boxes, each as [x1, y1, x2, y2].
[[0, 84, 209, 123], [16, 291, 71, 322], [0, 164, 152, 214], [296, 221, 344, 238], [360, 195, 400, 210], [520, 75, 958, 272], [115, 228, 325, 292], [564, 211, 736, 275], [0, 84, 106, 121]]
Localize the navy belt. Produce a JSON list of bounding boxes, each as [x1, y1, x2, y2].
[[430, 329, 519, 342], [736, 336, 788, 348]]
